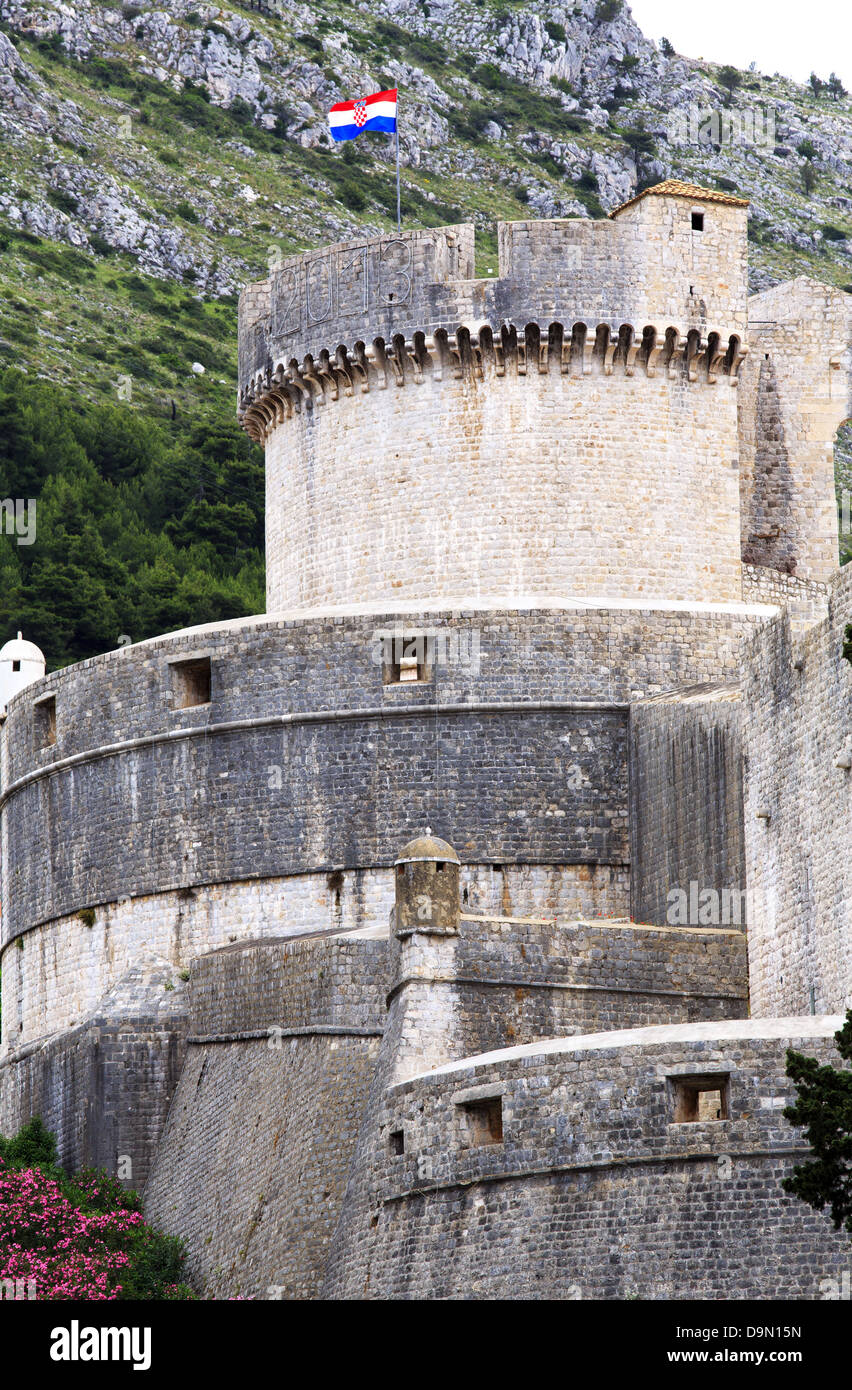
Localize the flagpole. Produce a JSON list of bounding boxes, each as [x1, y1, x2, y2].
[[395, 93, 401, 234]]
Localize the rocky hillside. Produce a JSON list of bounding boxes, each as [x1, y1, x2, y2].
[[0, 0, 850, 668], [1, 0, 851, 410]]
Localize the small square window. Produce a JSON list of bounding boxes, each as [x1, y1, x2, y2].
[[389, 1130, 405, 1156], [459, 1096, 503, 1147], [383, 634, 431, 686], [691, 211, 704, 231], [171, 657, 211, 709], [12, 659, 20, 673], [670, 1074, 730, 1123], [33, 695, 56, 749]]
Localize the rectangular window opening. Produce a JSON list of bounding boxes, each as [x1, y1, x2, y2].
[[12, 659, 20, 673], [383, 635, 432, 686], [172, 656, 211, 709], [389, 1129, 405, 1156], [459, 1096, 503, 1147], [691, 211, 704, 231], [670, 1073, 730, 1123], [33, 695, 56, 749]]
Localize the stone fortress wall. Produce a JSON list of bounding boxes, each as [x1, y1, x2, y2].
[[738, 278, 852, 585], [145, 881, 748, 1300], [0, 601, 768, 1050], [262, 345, 744, 610], [0, 955, 187, 1191], [620, 558, 852, 1022], [316, 847, 848, 1301], [629, 685, 745, 930], [742, 560, 852, 1017], [326, 1017, 851, 1300], [143, 931, 387, 1300], [2, 186, 852, 1300]]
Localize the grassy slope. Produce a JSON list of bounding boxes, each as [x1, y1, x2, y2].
[[0, 0, 849, 669]]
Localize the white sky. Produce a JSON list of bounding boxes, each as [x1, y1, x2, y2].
[[628, 0, 852, 91]]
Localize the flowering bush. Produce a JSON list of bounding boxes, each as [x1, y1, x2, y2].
[[0, 1118, 194, 1300]]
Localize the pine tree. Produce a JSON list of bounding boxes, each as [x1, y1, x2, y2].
[[783, 1012, 852, 1235]]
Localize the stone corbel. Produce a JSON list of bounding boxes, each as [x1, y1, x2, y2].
[[386, 340, 406, 386], [706, 337, 727, 385], [424, 334, 442, 382], [644, 344, 663, 377], [286, 359, 312, 408], [268, 386, 293, 423], [685, 333, 702, 383], [332, 346, 354, 396], [727, 342, 748, 384], [315, 349, 339, 401], [405, 340, 424, 384], [478, 326, 497, 378], [351, 342, 371, 393], [447, 335, 464, 379], [301, 355, 325, 405], [412, 333, 432, 383], [367, 339, 389, 390]]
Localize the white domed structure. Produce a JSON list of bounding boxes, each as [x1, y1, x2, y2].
[[0, 632, 45, 713]]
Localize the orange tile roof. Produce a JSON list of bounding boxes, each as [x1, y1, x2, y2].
[[610, 179, 750, 217]]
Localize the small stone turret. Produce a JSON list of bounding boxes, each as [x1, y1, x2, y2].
[[0, 632, 45, 714], [387, 832, 462, 1082], [394, 832, 460, 937]]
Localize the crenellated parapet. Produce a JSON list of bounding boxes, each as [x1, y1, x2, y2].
[[239, 188, 751, 431], [241, 319, 747, 441]]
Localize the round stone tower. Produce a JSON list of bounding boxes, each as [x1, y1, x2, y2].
[[240, 183, 750, 612]]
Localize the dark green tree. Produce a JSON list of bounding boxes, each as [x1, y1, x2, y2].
[[0, 368, 264, 667], [717, 65, 743, 103], [783, 1011, 852, 1234], [621, 119, 655, 168]]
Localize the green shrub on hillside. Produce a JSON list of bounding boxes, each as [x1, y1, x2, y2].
[[0, 368, 264, 667]]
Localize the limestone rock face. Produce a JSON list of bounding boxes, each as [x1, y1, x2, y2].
[[0, 0, 849, 298]]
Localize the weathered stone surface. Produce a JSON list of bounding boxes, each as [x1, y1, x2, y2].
[[2, 186, 852, 1302], [325, 1018, 852, 1300], [629, 686, 746, 931], [743, 561, 852, 1016]]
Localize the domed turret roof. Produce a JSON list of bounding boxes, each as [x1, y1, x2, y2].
[[395, 832, 460, 865], [0, 631, 45, 665]]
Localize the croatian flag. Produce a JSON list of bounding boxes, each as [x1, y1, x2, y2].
[[329, 88, 398, 142]]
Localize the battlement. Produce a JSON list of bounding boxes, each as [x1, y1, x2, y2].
[[241, 186, 762, 613], [238, 186, 749, 417]]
